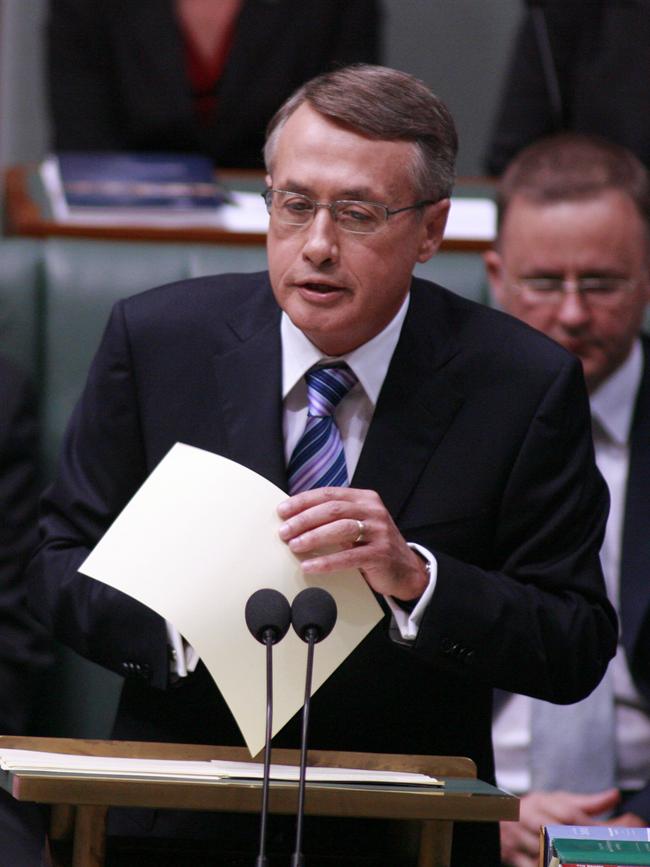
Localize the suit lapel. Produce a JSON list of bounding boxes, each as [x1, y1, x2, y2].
[[620, 337, 650, 659], [211, 284, 288, 492], [352, 281, 464, 518]]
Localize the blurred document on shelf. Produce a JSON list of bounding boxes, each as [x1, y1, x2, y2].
[[446, 196, 495, 241], [39, 152, 269, 231]]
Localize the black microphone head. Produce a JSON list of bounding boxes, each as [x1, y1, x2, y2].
[[291, 587, 337, 643], [245, 588, 291, 644]]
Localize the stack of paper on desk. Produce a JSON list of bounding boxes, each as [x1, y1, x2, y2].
[[79, 443, 384, 756], [0, 749, 442, 788]]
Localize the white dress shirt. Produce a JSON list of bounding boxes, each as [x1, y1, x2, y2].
[[280, 293, 437, 641], [493, 339, 650, 793], [169, 289, 437, 674]]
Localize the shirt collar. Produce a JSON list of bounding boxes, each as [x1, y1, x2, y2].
[[281, 293, 410, 406], [590, 338, 643, 446]]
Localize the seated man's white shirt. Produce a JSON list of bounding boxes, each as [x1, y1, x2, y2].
[[493, 339, 650, 793]]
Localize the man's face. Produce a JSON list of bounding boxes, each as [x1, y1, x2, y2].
[[266, 103, 449, 356], [486, 191, 650, 392]]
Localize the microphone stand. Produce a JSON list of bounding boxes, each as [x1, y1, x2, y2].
[[289, 587, 337, 867], [290, 628, 317, 867], [255, 627, 276, 867], [244, 588, 291, 867]]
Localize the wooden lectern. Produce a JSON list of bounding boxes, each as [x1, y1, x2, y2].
[[0, 736, 517, 867]]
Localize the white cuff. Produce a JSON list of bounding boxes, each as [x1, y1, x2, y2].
[[384, 543, 438, 642], [166, 622, 200, 677]]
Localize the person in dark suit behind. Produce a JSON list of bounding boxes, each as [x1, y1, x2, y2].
[[485, 133, 650, 867], [27, 65, 617, 866], [0, 356, 53, 866], [46, 0, 381, 169], [484, 0, 650, 176]]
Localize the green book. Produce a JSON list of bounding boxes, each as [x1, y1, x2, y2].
[[551, 837, 650, 866]]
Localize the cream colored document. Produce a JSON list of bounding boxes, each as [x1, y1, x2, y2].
[[79, 443, 384, 756], [0, 749, 442, 787]]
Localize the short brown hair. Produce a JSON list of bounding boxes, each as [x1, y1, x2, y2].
[[264, 64, 458, 201], [496, 133, 650, 233]]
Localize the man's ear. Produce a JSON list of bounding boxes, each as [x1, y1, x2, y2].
[[484, 249, 507, 308], [416, 198, 450, 262], [265, 174, 272, 188]]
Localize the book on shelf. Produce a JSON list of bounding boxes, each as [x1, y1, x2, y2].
[[37, 151, 268, 227]]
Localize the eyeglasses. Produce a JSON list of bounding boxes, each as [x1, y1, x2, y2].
[[262, 188, 436, 235], [510, 276, 639, 307]]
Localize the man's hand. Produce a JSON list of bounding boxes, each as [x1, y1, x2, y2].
[[278, 487, 428, 600], [608, 811, 646, 827], [500, 788, 621, 867]]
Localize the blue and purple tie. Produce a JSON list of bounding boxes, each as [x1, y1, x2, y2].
[[287, 364, 358, 494]]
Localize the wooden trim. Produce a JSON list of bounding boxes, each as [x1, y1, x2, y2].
[[3, 164, 494, 251]]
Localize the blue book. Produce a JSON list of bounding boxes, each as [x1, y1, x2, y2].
[[55, 152, 229, 211]]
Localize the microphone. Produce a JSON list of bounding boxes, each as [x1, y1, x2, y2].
[[245, 588, 292, 867], [289, 587, 337, 867]]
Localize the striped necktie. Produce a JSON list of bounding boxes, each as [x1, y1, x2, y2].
[[287, 364, 358, 494]]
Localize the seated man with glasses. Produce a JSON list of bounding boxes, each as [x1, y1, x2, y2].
[[485, 132, 650, 867], [27, 69, 616, 866]]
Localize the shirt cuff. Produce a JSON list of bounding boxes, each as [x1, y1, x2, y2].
[[166, 622, 200, 677], [384, 543, 438, 642]]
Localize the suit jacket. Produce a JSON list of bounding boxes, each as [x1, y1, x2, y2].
[[485, 0, 650, 175], [0, 357, 51, 865], [493, 336, 650, 825], [0, 356, 51, 733], [47, 0, 381, 168], [617, 335, 650, 820], [27, 273, 616, 865]]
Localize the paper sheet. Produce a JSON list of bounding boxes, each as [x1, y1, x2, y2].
[[0, 749, 441, 786], [80, 443, 384, 756], [446, 197, 496, 240]]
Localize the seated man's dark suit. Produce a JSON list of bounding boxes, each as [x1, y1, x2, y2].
[[618, 334, 650, 819], [0, 356, 52, 866], [26, 274, 616, 866]]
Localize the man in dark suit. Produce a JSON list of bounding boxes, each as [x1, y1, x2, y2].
[[0, 356, 52, 866], [27, 66, 616, 867], [486, 133, 650, 867], [47, 0, 381, 168]]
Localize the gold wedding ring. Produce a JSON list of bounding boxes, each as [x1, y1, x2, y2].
[[353, 519, 365, 544]]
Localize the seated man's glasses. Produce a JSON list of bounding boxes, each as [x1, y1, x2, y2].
[[510, 276, 639, 308], [262, 188, 436, 235]]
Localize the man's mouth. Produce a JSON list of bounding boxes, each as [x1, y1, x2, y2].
[[299, 282, 345, 294]]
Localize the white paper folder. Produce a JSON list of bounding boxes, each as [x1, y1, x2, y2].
[[80, 443, 384, 756]]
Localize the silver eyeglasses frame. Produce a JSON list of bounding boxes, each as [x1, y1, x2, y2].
[[508, 275, 640, 308], [262, 188, 436, 235]]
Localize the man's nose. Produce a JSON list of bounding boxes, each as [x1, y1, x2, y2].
[[556, 285, 591, 326], [301, 207, 339, 268]]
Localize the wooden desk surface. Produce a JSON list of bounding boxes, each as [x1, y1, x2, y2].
[[3, 164, 496, 252], [0, 736, 518, 824]]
